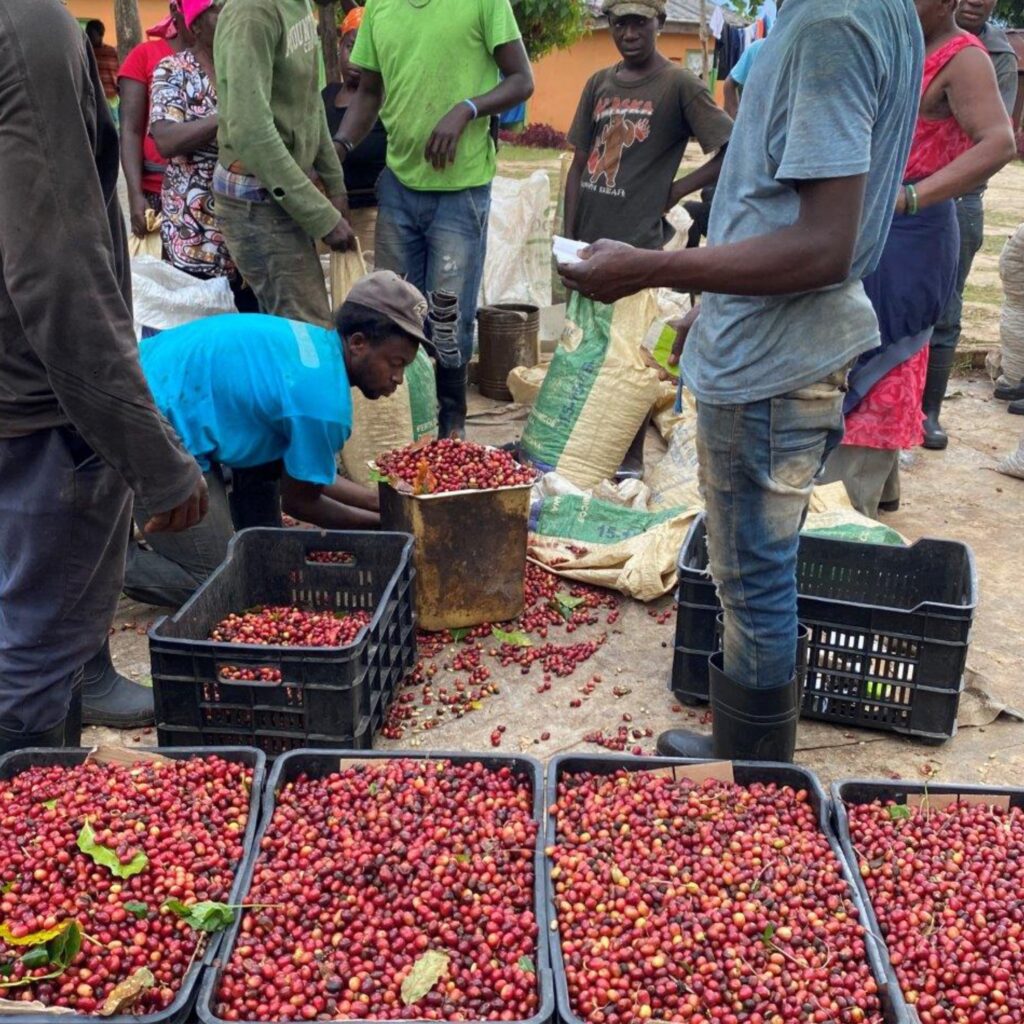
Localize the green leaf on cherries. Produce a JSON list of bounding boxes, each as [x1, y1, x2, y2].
[[41, 799, 58, 811], [368, 468, 390, 484], [492, 627, 532, 648], [0, 882, 12, 894], [19, 947, 51, 970], [401, 950, 450, 1006], [761, 924, 775, 947], [368, 782, 379, 796], [46, 921, 81, 969], [517, 955, 535, 974], [123, 901, 149, 920], [76, 821, 149, 879], [454, 853, 470, 864], [162, 899, 236, 933], [450, 627, 470, 642], [554, 593, 585, 619], [0, 961, 12, 978], [888, 804, 912, 821]]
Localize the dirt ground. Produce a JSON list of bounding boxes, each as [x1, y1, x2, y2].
[[99, 160, 1024, 791]]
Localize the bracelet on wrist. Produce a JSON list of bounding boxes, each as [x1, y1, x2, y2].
[[462, 98, 479, 119], [904, 183, 919, 216], [336, 135, 356, 154]]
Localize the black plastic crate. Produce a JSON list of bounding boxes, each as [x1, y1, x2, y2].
[[196, 749, 554, 1024], [832, 778, 1024, 1024], [0, 745, 265, 1024], [150, 529, 415, 756], [670, 514, 977, 742], [546, 755, 902, 1024]]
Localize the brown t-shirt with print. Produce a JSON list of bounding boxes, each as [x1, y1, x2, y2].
[[568, 63, 732, 250]]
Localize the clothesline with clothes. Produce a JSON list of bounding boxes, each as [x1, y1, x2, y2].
[[706, 0, 777, 81]]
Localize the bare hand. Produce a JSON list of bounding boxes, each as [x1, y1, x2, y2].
[[424, 104, 474, 171], [143, 477, 209, 534], [558, 238, 639, 304], [129, 194, 150, 238], [322, 198, 355, 251], [668, 303, 701, 367]]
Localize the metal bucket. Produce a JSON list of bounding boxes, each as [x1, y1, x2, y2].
[[476, 303, 540, 402]]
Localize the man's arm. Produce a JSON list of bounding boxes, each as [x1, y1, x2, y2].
[[325, 474, 380, 513], [215, 6, 343, 242], [424, 39, 534, 170], [992, 49, 1019, 119], [150, 116, 218, 158], [562, 149, 588, 241], [667, 147, 726, 210], [118, 76, 151, 237], [560, 173, 868, 303], [723, 77, 740, 119], [335, 68, 385, 155], [281, 474, 381, 529], [1, 29, 204, 520]]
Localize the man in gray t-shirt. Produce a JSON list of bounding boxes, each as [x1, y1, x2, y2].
[[559, 0, 923, 764]]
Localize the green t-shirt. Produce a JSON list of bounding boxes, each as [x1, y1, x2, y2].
[[351, 0, 521, 192]]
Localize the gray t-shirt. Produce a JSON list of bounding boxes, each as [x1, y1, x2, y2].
[[682, 0, 923, 406]]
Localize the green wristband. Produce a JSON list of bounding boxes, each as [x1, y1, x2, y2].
[[905, 183, 919, 216]]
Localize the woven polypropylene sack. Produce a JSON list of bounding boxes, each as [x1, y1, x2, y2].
[[999, 224, 1024, 382]]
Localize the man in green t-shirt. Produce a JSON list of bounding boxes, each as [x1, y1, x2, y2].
[[336, 0, 534, 438]]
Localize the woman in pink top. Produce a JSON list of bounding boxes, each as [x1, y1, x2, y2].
[[821, 0, 1014, 518]]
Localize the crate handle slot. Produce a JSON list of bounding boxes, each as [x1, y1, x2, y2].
[[217, 664, 285, 685], [305, 550, 357, 567]]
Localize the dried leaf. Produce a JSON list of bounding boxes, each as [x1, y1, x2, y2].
[[0, 999, 74, 1015], [86, 747, 171, 767], [76, 821, 148, 879], [98, 967, 155, 1016], [400, 950, 449, 1006]]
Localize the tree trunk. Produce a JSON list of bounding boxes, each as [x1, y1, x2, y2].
[[114, 0, 143, 61], [318, 2, 342, 85]]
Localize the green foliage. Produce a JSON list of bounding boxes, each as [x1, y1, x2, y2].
[[995, 1, 1024, 26], [513, 0, 589, 60]]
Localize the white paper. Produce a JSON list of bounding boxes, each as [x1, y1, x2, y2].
[[552, 235, 589, 266]]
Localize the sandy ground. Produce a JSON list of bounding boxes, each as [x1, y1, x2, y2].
[[98, 159, 1024, 791]]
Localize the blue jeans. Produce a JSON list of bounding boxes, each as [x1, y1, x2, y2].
[[374, 168, 491, 365], [697, 369, 847, 689], [931, 191, 985, 352]]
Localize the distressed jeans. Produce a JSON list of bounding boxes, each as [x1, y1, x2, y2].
[[374, 168, 491, 365], [697, 369, 847, 689], [931, 191, 985, 352]]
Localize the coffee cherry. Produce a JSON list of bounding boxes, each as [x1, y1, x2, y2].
[[209, 607, 371, 648], [376, 439, 535, 495]]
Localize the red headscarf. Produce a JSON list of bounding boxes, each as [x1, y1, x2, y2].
[[340, 6, 364, 36]]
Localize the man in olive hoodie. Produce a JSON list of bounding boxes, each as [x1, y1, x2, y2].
[[213, 0, 354, 327]]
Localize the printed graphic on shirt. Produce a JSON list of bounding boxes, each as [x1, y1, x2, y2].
[[584, 97, 653, 195], [286, 12, 318, 55]]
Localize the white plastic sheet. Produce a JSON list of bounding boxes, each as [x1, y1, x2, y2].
[[131, 256, 235, 338]]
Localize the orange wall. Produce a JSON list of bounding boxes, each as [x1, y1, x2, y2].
[[531, 29, 721, 134], [66, 0, 168, 43]]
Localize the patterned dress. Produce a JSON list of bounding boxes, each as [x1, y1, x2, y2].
[[843, 33, 986, 450], [150, 50, 234, 278]]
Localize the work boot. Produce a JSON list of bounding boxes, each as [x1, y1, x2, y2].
[[82, 640, 154, 728], [1009, 397, 1024, 416], [994, 377, 1024, 401], [436, 364, 469, 440], [657, 630, 807, 762], [921, 347, 957, 450]]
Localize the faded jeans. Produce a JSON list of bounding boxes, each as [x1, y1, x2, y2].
[[215, 192, 332, 327], [698, 369, 847, 689], [374, 168, 491, 365], [931, 191, 985, 352]]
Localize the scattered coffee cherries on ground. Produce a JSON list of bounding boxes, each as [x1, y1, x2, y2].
[[209, 607, 371, 648], [215, 759, 539, 1021], [849, 798, 1024, 1024], [376, 439, 535, 495], [550, 770, 884, 1024], [0, 755, 252, 1013]]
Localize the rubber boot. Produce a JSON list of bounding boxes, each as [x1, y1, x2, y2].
[[657, 630, 806, 762], [1009, 397, 1024, 416], [921, 346, 956, 451], [994, 378, 1024, 401], [82, 639, 154, 728], [436, 364, 468, 440]]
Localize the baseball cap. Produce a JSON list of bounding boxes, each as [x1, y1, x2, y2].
[[602, 0, 665, 17], [345, 271, 434, 354]]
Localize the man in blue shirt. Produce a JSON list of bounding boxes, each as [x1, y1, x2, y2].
[[560, 0, 923, 763], [125, 271, 433, 607]]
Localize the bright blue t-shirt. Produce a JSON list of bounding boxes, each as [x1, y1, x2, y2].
[[140, 314, 352, 486], [728, 39, 764, 88], [682, 0, 924, 406]]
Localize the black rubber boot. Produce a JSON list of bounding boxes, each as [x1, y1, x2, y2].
[[436, 365, 468, 440], [994, 378, 1024, 402], [82, 640, 154, 728], [1009, 397, 1024, 416], [922, 347, 957, 450]]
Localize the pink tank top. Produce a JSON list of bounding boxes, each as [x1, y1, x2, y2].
[[904, 33, 987, 183]]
